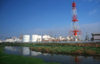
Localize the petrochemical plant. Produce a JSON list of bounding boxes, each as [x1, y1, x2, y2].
[[0, 0, 100, 43], [2, 34, 76, 43], [22, 1, 82, 42]]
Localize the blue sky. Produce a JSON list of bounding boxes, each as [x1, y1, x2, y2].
[[0, 0, 100, 39]]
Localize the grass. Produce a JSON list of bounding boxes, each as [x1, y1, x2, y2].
[[0, 43, 100, 56], [0, 45, 60, 64], [30, 45, 100, 56], [1, 42, 100, 47]]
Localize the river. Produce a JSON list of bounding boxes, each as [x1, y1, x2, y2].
[[4, 46, 100, 64]]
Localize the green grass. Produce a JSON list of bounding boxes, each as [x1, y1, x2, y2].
[[0, 45, 60, 64], [1, 43, 100, 56], [30, 45, 100, 55], [1, 42, 100, 47]]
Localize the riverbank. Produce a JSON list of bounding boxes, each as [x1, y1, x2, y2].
[[0, 43, 100, 56], [30, 45, 100, 56], [1, 42, 100, 47], [0, 45, 60, 64]]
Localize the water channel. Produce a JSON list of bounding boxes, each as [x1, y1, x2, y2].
[[4, 46, 100, 64]]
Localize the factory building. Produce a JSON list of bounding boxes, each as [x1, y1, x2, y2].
[[23, 35, 30, 42], [32, 35, 42, 42], [42, 35, 56, 42], [91, 33, 100, 41], [5, 37, 21, 43], [42, 35, 51, 40], [5, 39, 15, 42], [58, 36, 66, 41], [66, 36, 72, 41]]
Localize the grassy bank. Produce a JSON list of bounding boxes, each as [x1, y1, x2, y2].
[[1, 42, 100, 47], [30, 45, 100, 56], [0, 45, 60, 64], [0, 43, 100, 56]]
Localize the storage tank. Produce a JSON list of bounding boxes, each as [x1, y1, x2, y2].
[[32, 35, 42, 42], [23, 35, 30, 42]]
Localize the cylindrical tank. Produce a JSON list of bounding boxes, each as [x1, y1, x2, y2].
[[32, 35, 42, 42], [23, 35, 30, 42]]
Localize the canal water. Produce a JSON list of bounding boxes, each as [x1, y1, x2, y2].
[[4, 46, 100, 64]]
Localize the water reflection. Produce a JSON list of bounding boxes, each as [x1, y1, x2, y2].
[[74, 56, 80, 64], [5, 46, 22, 55], [94, 56, 100, 60], [22, 47, 30, 55], [4, 46, 42, 56], [4, 46, 100, 64], [31, 51, 41, 56]]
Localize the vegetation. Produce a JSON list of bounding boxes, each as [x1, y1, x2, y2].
[[0, 45, 60, 64], [0, 42, 100, 56], [1, 42, 100, 47], [30, 45, 100, 56]]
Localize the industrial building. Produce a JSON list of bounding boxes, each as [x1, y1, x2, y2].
[[42, 35, 51, 40], [22, 34, 77, 42], [32, 35, 42, 42], [4, 37, 21, 43], [23, 35, 30, 42], [42, 35, 55, 42], [91, 33, 100, 41]]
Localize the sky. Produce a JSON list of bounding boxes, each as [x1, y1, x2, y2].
[[0, 0, 100, 39]]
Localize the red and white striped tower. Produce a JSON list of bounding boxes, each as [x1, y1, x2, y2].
[[71, 0, 81, 41]]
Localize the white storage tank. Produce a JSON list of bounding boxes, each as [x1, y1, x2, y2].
[[32, 35, 42, 42], [23, 35, 30, 42]]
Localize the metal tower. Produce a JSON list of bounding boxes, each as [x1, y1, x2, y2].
[[71, 0, 81, 41]]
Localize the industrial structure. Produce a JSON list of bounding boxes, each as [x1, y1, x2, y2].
[[32, 35, 42, 42], [1, 1, 100, 43], [91, 33, 100, 41], [70, 0, 81, 41], [23, 35, 30, 42]]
